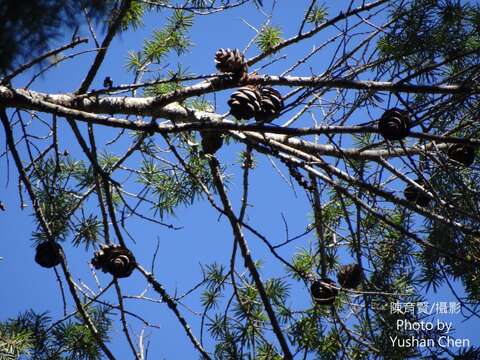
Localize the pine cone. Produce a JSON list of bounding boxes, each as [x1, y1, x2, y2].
[[215, 48, 248, 79], [378, 108, 410, 141], [201, 130, 223, 155], [255, 86, 284, 123], [227, 86, 261, 120], [91, 244, 136, 278], [35, 242, 62, 268], [337, 264, 362, 289], [241, 151, 254, 169], [310, 278, 338, 306], [404, 180, 430, 207], [447, 143, 475, 167]]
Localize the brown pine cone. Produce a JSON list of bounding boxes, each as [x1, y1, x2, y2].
[[255, 86, 283, 123], [404, 179, 430, 207], [201, 130, 223, 155], [378, 108, 410, 141], [337, 264, 362, 289], [227, 86, 261, 120], [447, 143, 475, 167], [215, 48, 248, 79], [35, 242, 63, 268], [91, 244, 136, 278], [311, 278, 338, 306]]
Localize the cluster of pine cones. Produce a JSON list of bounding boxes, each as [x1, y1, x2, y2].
[[215, 48, 284, 123], [378, 108, 476, 207], [200, 48, 285, 156], [311, 263, 362, 306], [91, 244, 136, 278], [34, 53, 477, 281], [378, 107, 475, 167], [35, 241, 136, 279]]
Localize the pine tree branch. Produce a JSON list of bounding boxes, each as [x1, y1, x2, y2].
[[246, 75, 480, 94], [240, 135, 432, 248], [77, 0, 133, 94], [238, 130, 480, 237], [0, 109, 54, 240], [246, 0, 390, 66], [207, 157, 293, 359], [141, 0, 250, 15], [0, 109, 117, 360], [1, 85, 478, 163], [2, 75, 479, 118], [58, 261, 117, 360], [4, 82, 479, 233], [136, 266, 212, 360], [86, 122, 111, 245], [1, 37, 88, 84], [114, 280, 141, 360], [3, 73, 478, 117]]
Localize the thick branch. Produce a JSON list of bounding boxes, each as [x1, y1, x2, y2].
[[1, 86, 477, 162]]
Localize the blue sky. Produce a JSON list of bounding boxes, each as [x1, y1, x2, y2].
[[1, 0, 479, 358]]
